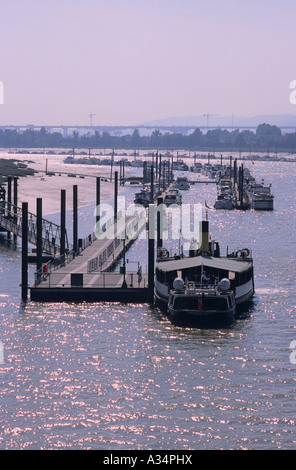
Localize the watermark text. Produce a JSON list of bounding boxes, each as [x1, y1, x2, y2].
[[289, 340, 296, 364], [94, 198, 203, 245], [0, 341, 4, 364], [289, 80, 296, 104]]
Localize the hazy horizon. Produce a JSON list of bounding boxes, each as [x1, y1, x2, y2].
[[1, 0, 296, 127]]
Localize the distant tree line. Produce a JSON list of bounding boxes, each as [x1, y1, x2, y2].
[[1, 123, 296, 152]]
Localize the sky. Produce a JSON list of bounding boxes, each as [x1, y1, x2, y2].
[[0, 0, 296, 126]]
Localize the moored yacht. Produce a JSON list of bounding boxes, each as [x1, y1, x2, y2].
[[134, 188, 151, 207], [172, 160, 189, 171], [163, 189, 182, 206], [249, 181, 274, 210], [214, 194, 234, 210], [174, 176, 190, 190]]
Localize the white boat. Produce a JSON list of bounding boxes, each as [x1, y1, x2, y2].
[[214, 194, 234, 210], [175, 176, 190, 190], [155, 220, 254, 307], [167, 277, 236, 322], [163, 189, 182, 206], [214, 177, 235, 209], [250, 182, 274, 210], [172, 160, 189, 171], [202, 163, 213, 176], [64, 155, 106, 165], [191, 162, 202, 173], [134, 189, 151, 207]]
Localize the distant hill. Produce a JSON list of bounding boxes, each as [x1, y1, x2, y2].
[[138, 114, 296, 128]]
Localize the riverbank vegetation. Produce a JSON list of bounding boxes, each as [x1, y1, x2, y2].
[[0, 123, 295, 153], [0, 158, 37, 184]]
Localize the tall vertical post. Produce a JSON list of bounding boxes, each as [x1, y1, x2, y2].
[[110, 152, 114, 182], [7, 176, 12, 239], [143, 161, 147, 184], [96, 176, 100, 238], [157, 197, 163, 251], [7, 176, 12, 207], [96, 177, 100, 224], [122, 160, 125, 186], [114, 171, 118, 220], [36, 198, 43, 281], [150, 165, 154, 202], [13, 177, 18, 207], [234, 158, 237, 183], [148, 204, 155, 304], [73, 185, 78, 255], [238, 166, 241, 207], [158, 154, 162, 193], [13, 177, 18, 243], [119, 160, 122, 186], [21, 202, 28, 301], [60, 189, 66, 264], [240, 164, 244, 208]]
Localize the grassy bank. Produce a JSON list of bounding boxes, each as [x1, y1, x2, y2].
[[0, 158, 38, 185]]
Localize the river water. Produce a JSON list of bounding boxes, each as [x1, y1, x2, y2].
[[0, 153, 296, 450]]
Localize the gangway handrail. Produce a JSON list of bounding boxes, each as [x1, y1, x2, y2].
[[0, 200, 69, 254]]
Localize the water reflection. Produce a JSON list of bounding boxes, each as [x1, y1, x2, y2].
[[1, 160, 296, 449]]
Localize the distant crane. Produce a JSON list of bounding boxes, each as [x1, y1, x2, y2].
[[203, 112, 219, 128], [89, 112, 96, 126]]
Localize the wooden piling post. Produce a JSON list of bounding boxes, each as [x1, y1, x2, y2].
[[96, 177, 100, 224], [13, 177, 18, 243], [110, 152, 114, 182], [36, 198, 42, 281], [240, 164, 244, 208], [73, 185, 78, 254], [148, 204, 155, 303], [7, 176, 11, 207], [143, 161, 147, 184], [234, 158, 237, 183], [158, 154, 162, 192], [150, 165, 154, 202], [114, 171, 118, 220], [7, 176, 11, 239], [21, 202, 28, 301], [60, 189, 66, 263], [157, 197, 163, 251]]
